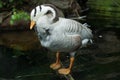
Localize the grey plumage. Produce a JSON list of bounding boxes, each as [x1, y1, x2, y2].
[[35, 17, 92, 52], [30, 4, 93, 55], [30, 4, 93, 75]]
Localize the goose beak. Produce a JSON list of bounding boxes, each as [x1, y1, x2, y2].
[[30, 21, 35, 30]]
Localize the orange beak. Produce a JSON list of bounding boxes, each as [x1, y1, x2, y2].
[[30, 21, 35, 29]]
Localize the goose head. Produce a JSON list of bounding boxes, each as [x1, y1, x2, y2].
[[30, 4, 59, 29]]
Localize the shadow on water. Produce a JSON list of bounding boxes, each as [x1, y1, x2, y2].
[[0, 0, 120, 80], [0, 45, 57, 80]]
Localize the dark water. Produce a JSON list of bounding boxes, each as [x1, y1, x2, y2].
[[0, 0, 120, 80]]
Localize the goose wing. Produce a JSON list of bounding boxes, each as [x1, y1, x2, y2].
[[61, 19, 93, 39]]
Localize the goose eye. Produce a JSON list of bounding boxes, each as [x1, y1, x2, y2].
[[45, 10, 52, 15]]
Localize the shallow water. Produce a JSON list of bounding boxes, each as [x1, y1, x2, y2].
[[0, 35, 120, 80]]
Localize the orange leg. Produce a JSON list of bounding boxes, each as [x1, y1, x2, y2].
[[50, 52, 61, 70], [58, 57, 74, 75]]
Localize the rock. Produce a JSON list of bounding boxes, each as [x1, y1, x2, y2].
[[0, 12, 10, 24], [0, 30, 41, 51]]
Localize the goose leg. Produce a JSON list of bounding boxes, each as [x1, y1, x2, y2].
[[58, 52, 75, 75], [58, 57, 74, 75], [50, 52, 61, 70]]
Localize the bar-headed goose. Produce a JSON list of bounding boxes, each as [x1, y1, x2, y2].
[[30, 4, 93, 75]]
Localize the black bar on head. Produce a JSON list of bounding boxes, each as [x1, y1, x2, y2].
[[39, 5, 42, 11], [34, 8, 37, 17]]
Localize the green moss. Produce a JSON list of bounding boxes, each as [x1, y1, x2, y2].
[[10, 10, 30, 25]]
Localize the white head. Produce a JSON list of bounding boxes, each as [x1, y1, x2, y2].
[[30, 4, 59, 29]]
